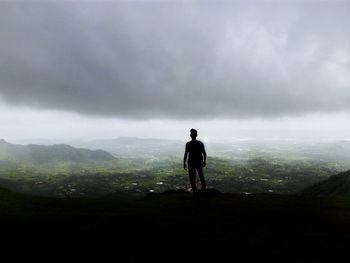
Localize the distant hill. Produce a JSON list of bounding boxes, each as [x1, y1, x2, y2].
[[72, 137, 185, 157], [0, 139, 116, 164], [302, 170, 350, 197]]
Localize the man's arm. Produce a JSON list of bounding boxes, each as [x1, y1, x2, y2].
[[202, 143, 207, 167], [183, 143, 188, 170]]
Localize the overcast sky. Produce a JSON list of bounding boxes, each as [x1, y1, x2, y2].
[[0, 0, 349, 142]]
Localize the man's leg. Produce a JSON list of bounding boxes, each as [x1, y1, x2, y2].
[[197, 166, 206, 190], [188, 166, 197, 194]]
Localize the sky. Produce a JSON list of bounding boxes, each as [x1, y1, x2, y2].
[[0, 0, 350, 142]]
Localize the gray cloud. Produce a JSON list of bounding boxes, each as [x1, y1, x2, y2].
[[0, 1, 349, 119]]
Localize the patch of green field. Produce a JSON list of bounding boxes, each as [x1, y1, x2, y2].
[[0, 154, 347, 198]]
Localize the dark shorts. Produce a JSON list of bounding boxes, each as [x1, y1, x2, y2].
[[188, 162, 203, 177]]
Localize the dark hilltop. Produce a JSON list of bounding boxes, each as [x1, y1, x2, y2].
[[1, 179, 350, 262]]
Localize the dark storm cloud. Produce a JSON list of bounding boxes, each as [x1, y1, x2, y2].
[[0, 1, 349, 119]]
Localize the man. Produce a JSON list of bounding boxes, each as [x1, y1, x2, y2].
[[183, 128, 207, 194]]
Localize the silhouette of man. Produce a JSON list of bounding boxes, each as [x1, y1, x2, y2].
[[183, 128, 207, 194]]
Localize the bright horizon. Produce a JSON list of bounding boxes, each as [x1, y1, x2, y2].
[[2, 102, 350, 144]]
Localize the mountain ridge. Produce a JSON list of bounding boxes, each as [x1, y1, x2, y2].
[[302, 170, 350, 197], [0, 139, 116, 164]]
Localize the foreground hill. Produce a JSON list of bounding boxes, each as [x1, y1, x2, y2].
[[0, 187, 350, 262], [0, 139, 115, 164], [302, 170, 350, 197]]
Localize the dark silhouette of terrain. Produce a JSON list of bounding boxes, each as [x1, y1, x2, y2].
[[302, 170, 350, 197], [0, 184, 350, 262]]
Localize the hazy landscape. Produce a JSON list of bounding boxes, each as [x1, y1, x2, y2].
[[2, 137, 350, 262], [1, 138, 350, 199]]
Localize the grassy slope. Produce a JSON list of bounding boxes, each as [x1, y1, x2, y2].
[[302, 170, 350, 197], [1, 188, 350, 262]]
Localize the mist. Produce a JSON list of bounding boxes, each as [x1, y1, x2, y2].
[[1, 102, 350, 143]]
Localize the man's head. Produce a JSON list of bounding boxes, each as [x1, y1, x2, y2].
[[190, 128, 198, 139]]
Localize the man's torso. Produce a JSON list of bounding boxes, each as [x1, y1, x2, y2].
[[186, 140, 204, 165]]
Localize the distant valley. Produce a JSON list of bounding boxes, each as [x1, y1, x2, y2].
[[1, 138, 350, 199]]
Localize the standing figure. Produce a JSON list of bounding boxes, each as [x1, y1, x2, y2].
[[183, 128, 207, 194]]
